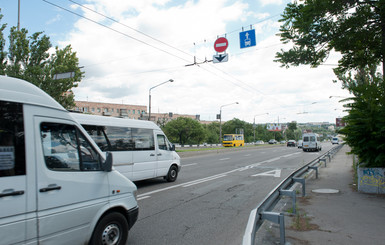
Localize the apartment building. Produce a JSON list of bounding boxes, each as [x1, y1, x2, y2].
[[73, 101, 200, 124], [74, 101, 147, 120]]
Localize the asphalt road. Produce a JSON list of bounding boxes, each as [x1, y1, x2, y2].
[[127, 143, 334, 245]]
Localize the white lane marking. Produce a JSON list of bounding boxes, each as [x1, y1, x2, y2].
[[219, 158, 230, 161], [244, 154, 251, 157], [183, 163, 198, 167], [182, 174, 227, 187], [266, 157, 280, 162], [252, 169, 281, 177], [137, 152, 301, 199], [137, 196, 151, 201]]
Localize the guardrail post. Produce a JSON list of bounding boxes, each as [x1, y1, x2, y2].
[[280, 189, 296, 214], [319, 158, 327, 167], [261, 212, 286, 245], [293, 178, 305, 197], [308, 166, 319, 179]]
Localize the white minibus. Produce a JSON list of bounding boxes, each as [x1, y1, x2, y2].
[[302, 133, 322, 152], [71, 113, 181, 182], [0, 76, 138, 245]]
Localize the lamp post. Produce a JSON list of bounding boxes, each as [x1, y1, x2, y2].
[[253, 113, 269, 143], [219, 102, 239, 145], [149, 79, 174, 121]]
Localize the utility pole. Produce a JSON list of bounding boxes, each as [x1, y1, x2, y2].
[[17, 0, 20, 31]]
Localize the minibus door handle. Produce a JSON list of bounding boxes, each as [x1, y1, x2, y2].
[[39, 184, 62, 192], [150, 153, 155, 156], [157, 153, 162, 156], [0, 189, 25, 198]]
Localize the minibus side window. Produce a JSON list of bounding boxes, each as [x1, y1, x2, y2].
[[82, 125, 110, 151], [157, 135, 168, 150], [303, 136, 309, 142], [0, 101, 25, 177], [132, 128, 154, 151], [41, 123, 102, 171], [104, 126, 134, 151]]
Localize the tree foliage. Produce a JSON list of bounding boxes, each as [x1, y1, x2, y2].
[[276, 1, 385, 166], [0, 10, 83, 109], [202, 122, 220, 144], [162, 117, 205, 145], [276, 0, 385, 79], [339, 67, 385, 167]]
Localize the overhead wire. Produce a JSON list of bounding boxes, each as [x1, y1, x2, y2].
[[43, 0, 302, 111], [42, 0, 192, 64], [68, 0, 194, 59]]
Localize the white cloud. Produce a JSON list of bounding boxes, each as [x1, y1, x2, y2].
[[60, 0, 348, 124], [258, 0, 286, 6]]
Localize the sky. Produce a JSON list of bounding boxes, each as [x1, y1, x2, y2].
[[0, 0, 351, 124]]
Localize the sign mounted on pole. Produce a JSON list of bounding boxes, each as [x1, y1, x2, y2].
[[239, 29, 256, 49], [213, 53, 228, 63], [214, 37, 229, 53]]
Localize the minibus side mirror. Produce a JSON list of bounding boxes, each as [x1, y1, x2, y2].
[[171, 144, 175, 151], [102, 152, 113, 172]]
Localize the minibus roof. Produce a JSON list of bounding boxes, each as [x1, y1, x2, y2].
[[71, 112, 161, 130], [0, 76, 65, 111]]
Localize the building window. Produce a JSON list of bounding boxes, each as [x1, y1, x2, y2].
[[111, 108, 114, 113], [116, 109, 119, 113], [97, 108, 101, 113], [92, 108, 95, 112], [132, 110, 135, 114], [84, 107, 88, 112], [128, 109, 131, 114], [104, 108, 108, 113]]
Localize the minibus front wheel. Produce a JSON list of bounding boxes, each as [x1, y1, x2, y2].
[[165, 165, 178, 182], [90, 212, 128, 245]]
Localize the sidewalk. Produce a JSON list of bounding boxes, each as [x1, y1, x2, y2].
[[284, 145, 385, 245]]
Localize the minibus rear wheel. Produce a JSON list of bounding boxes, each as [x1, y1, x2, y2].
[[165, 165, 178, 182], [90, 212, 128, 245]]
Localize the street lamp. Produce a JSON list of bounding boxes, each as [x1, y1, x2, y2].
[[219, 102, 239, 145], [149, 79, 174, 121], [253, 113, 269, 143]]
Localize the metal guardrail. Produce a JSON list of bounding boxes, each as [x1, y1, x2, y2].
[[242, 144, 344, 245], [175, 142, 263, 148]]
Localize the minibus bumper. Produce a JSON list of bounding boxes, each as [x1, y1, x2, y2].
[[127, 206, 139, 230]]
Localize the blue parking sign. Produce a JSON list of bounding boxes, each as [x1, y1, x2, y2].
[[239, 29, 256, 49]]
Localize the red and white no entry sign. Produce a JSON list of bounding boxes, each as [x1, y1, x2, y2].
[[214, 37, 228, 53]]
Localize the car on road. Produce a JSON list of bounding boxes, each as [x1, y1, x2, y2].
[[255, 140, 264, 145], [331, 137, 339, 144], [268, 139, 278, 144], [287, 140, 297, 147], [297, 140, 303, 148]]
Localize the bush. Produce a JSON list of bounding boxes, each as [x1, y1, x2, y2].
[[339, 67, 385, 167]]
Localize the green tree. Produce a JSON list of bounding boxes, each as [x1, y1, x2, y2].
[[276, 1, 385, 166], [203, 122, 220, 144], [340, 67, 385, 167], [288, 122, 297, 131], [276, 0, 385, 80], [0, 13, 7, 75], [1, 10, 83, 109], [222, 118, 255, 142], [162, 117, 205, 145]]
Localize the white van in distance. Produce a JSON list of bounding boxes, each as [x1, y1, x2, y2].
[[71, 113, 182, 182], [331, 137, 339, 144], [0, 76, 138, 245], [302, 133, 322, 152]]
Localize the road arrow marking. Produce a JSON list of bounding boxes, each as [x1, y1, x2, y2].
[[252, 169, 281, 178]]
